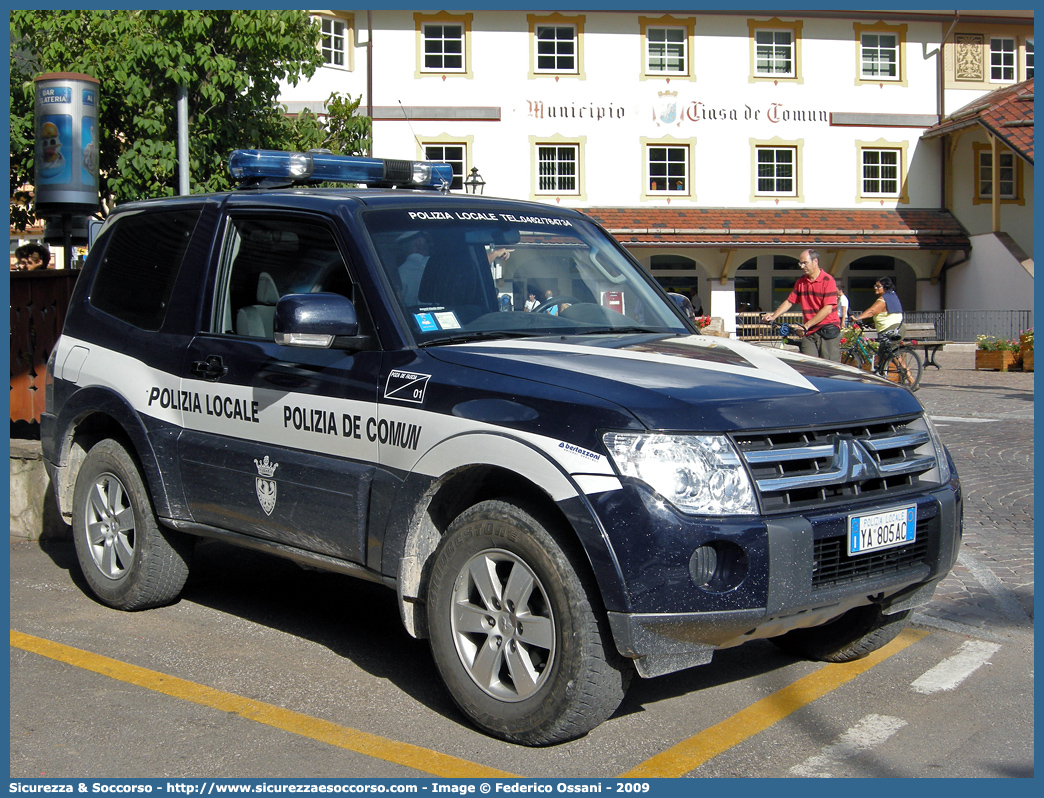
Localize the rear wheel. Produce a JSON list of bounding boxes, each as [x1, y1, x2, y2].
[[72, 439, 192, 610], [770, 604, 912, 663], [426, 500, 631, 745], [881, 348, 923, 391]]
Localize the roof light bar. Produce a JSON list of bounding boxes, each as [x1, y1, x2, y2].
[[228, 149, 453, 190]]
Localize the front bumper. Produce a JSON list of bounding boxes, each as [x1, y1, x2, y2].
[[599, 483, 961, 678]]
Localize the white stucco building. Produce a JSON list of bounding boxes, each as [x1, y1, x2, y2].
[[278, 9, 1034, 332]]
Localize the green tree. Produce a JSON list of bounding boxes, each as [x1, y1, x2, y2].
[[10, 10, 371, 227]]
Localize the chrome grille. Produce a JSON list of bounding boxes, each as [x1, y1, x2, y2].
[[734, 415, 939, 512]]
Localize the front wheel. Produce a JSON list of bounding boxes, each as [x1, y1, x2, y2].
[[426, 500, 631, 745], [72, 439, 192, 610], [770, 604, 912, 663]]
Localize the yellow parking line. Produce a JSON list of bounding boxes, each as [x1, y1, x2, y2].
[[620, 627, 928, 778], [11, 629, 516, 778]]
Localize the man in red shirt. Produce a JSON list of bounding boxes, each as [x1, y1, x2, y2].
[[762, 248, 842, 361]]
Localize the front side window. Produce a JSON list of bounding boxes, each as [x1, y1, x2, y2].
[[319, 16, 347, 68], [537, 145, 578, 194], [424, 144, 466, 191], [535, 25, 577, 73], [647, 145, 688, 193], [755, 29, 793, 76], [861, 32, 898, 79], [862, 149, 901, 196], [756, 147, 796, 195], [423, 23, 464, 72], [978, 150, 1017, 199], [213, 217, 356, 339], [991, 37, 1016, 83], [91, 209, 202, 331], [647, 27, 687, 75], [1026, 37, 1034, 79]]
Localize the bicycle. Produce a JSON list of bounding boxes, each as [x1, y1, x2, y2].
[[768, 320, 805, 348], [841, 319, 923, 391]]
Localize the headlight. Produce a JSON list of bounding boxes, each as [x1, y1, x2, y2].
[[602, 432, 756, 515], [921, 414, 953, 483]]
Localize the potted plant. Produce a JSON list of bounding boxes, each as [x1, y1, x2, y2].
[[1019, 329, 1033, 372], [975, 335, 1021, 371]]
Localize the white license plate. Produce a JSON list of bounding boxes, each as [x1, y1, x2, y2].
[[848, 505, 917, 556]]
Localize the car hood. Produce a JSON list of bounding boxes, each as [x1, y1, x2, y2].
[[426, 333, 924, 432]]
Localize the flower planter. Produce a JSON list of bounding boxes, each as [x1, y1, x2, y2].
[[975, 350, 1018, 371], [1021, 349, 1034, 372]]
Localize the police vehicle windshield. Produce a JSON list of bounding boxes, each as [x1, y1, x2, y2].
[[362, 208, 689, 345]]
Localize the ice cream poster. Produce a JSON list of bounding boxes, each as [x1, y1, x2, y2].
[[37, 114, 72, 185]]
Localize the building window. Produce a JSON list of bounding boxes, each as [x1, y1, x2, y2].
[[861, 149, 901, 197], [991, 37, 1016, 83], [1025, 37, 1034, 79], [422, 24, 464, 72], [861, 33, 898, 79], [536, 145, 578, 194], [647, 145, 688, 193], [755, 147, 796, 195], [755, 29, 793, 76], [536, 25, 577, 73], [978, 150, 1017, 199], [647, 27, 687, 75], [424, 144, 466, 191], [319, 15, 348, 68]]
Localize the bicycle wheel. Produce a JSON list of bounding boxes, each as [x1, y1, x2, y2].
[[841, 346, 871, 371], [881, 347, 923, 391]]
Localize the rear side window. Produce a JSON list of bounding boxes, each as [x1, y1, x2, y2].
[[90, 208, 202, 330]]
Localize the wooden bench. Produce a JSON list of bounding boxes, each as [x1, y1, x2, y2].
[[902, 322, 955, 369]]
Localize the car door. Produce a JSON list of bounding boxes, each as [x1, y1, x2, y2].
[[177, 211, 381, 564]]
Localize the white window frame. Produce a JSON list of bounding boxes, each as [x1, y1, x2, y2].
[[754, 29, 794, 77], [861, 32, 899, 80], [318, 15, 348, 70], [646, 26, 688, 76], [536, 144, 579, 195], [978, 150, 1017, 199], [1025, 36, 1034, 80], [755, 146, 796, 196], [535, 25, 578, 74], [422, 22, 465, 73], [646, 144, 689, 194], [990, 37, 1017, 83], [861, 149, 901, 197], [423, 143, 467, 191]]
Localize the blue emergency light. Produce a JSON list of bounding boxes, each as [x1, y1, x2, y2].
[[228, 149, 453, 190]]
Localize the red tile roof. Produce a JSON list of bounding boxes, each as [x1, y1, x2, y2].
[[922, 78, 1034, 164], [581, 207, 970, 250]]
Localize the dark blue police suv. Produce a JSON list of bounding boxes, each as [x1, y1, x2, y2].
[[43, 150, 961, 745]]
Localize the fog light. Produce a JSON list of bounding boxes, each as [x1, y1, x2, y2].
[[689, 542, 748, 593]]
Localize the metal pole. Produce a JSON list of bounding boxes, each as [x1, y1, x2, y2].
[[177, 85, 190, 195], [367, 11, 373, 156]]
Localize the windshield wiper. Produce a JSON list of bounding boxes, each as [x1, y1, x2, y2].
[[576, 326, 671, 335], [417, 330, 537, 348]]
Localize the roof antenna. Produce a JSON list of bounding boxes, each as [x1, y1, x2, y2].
[[398, 100, 424, 154]]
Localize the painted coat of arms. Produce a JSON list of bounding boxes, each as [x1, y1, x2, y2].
[[656, 90, 678, 126], [254, 456, 279, 516]]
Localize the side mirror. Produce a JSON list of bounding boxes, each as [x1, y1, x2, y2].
[[274, 293, 370, 351], [667, 292, 696, 322]]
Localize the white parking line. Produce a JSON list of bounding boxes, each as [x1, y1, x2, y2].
[[789, 714, 908, 778], [929, 415, 999, 424], [910, 640, 1001, 695]]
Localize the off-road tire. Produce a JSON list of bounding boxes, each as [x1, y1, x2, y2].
[[770, 604, 912, 663], [427, 499, 631, 745], [72, 439, 192, 610]]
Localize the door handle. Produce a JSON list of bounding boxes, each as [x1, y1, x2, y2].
[[191, 355, 227, 381]]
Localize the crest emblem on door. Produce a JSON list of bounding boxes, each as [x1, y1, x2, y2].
[[254, 456, 279, 516]]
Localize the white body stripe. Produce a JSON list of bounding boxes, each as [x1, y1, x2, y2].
[[455, 334, 820, 392], [55, 336, 615, 502]]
